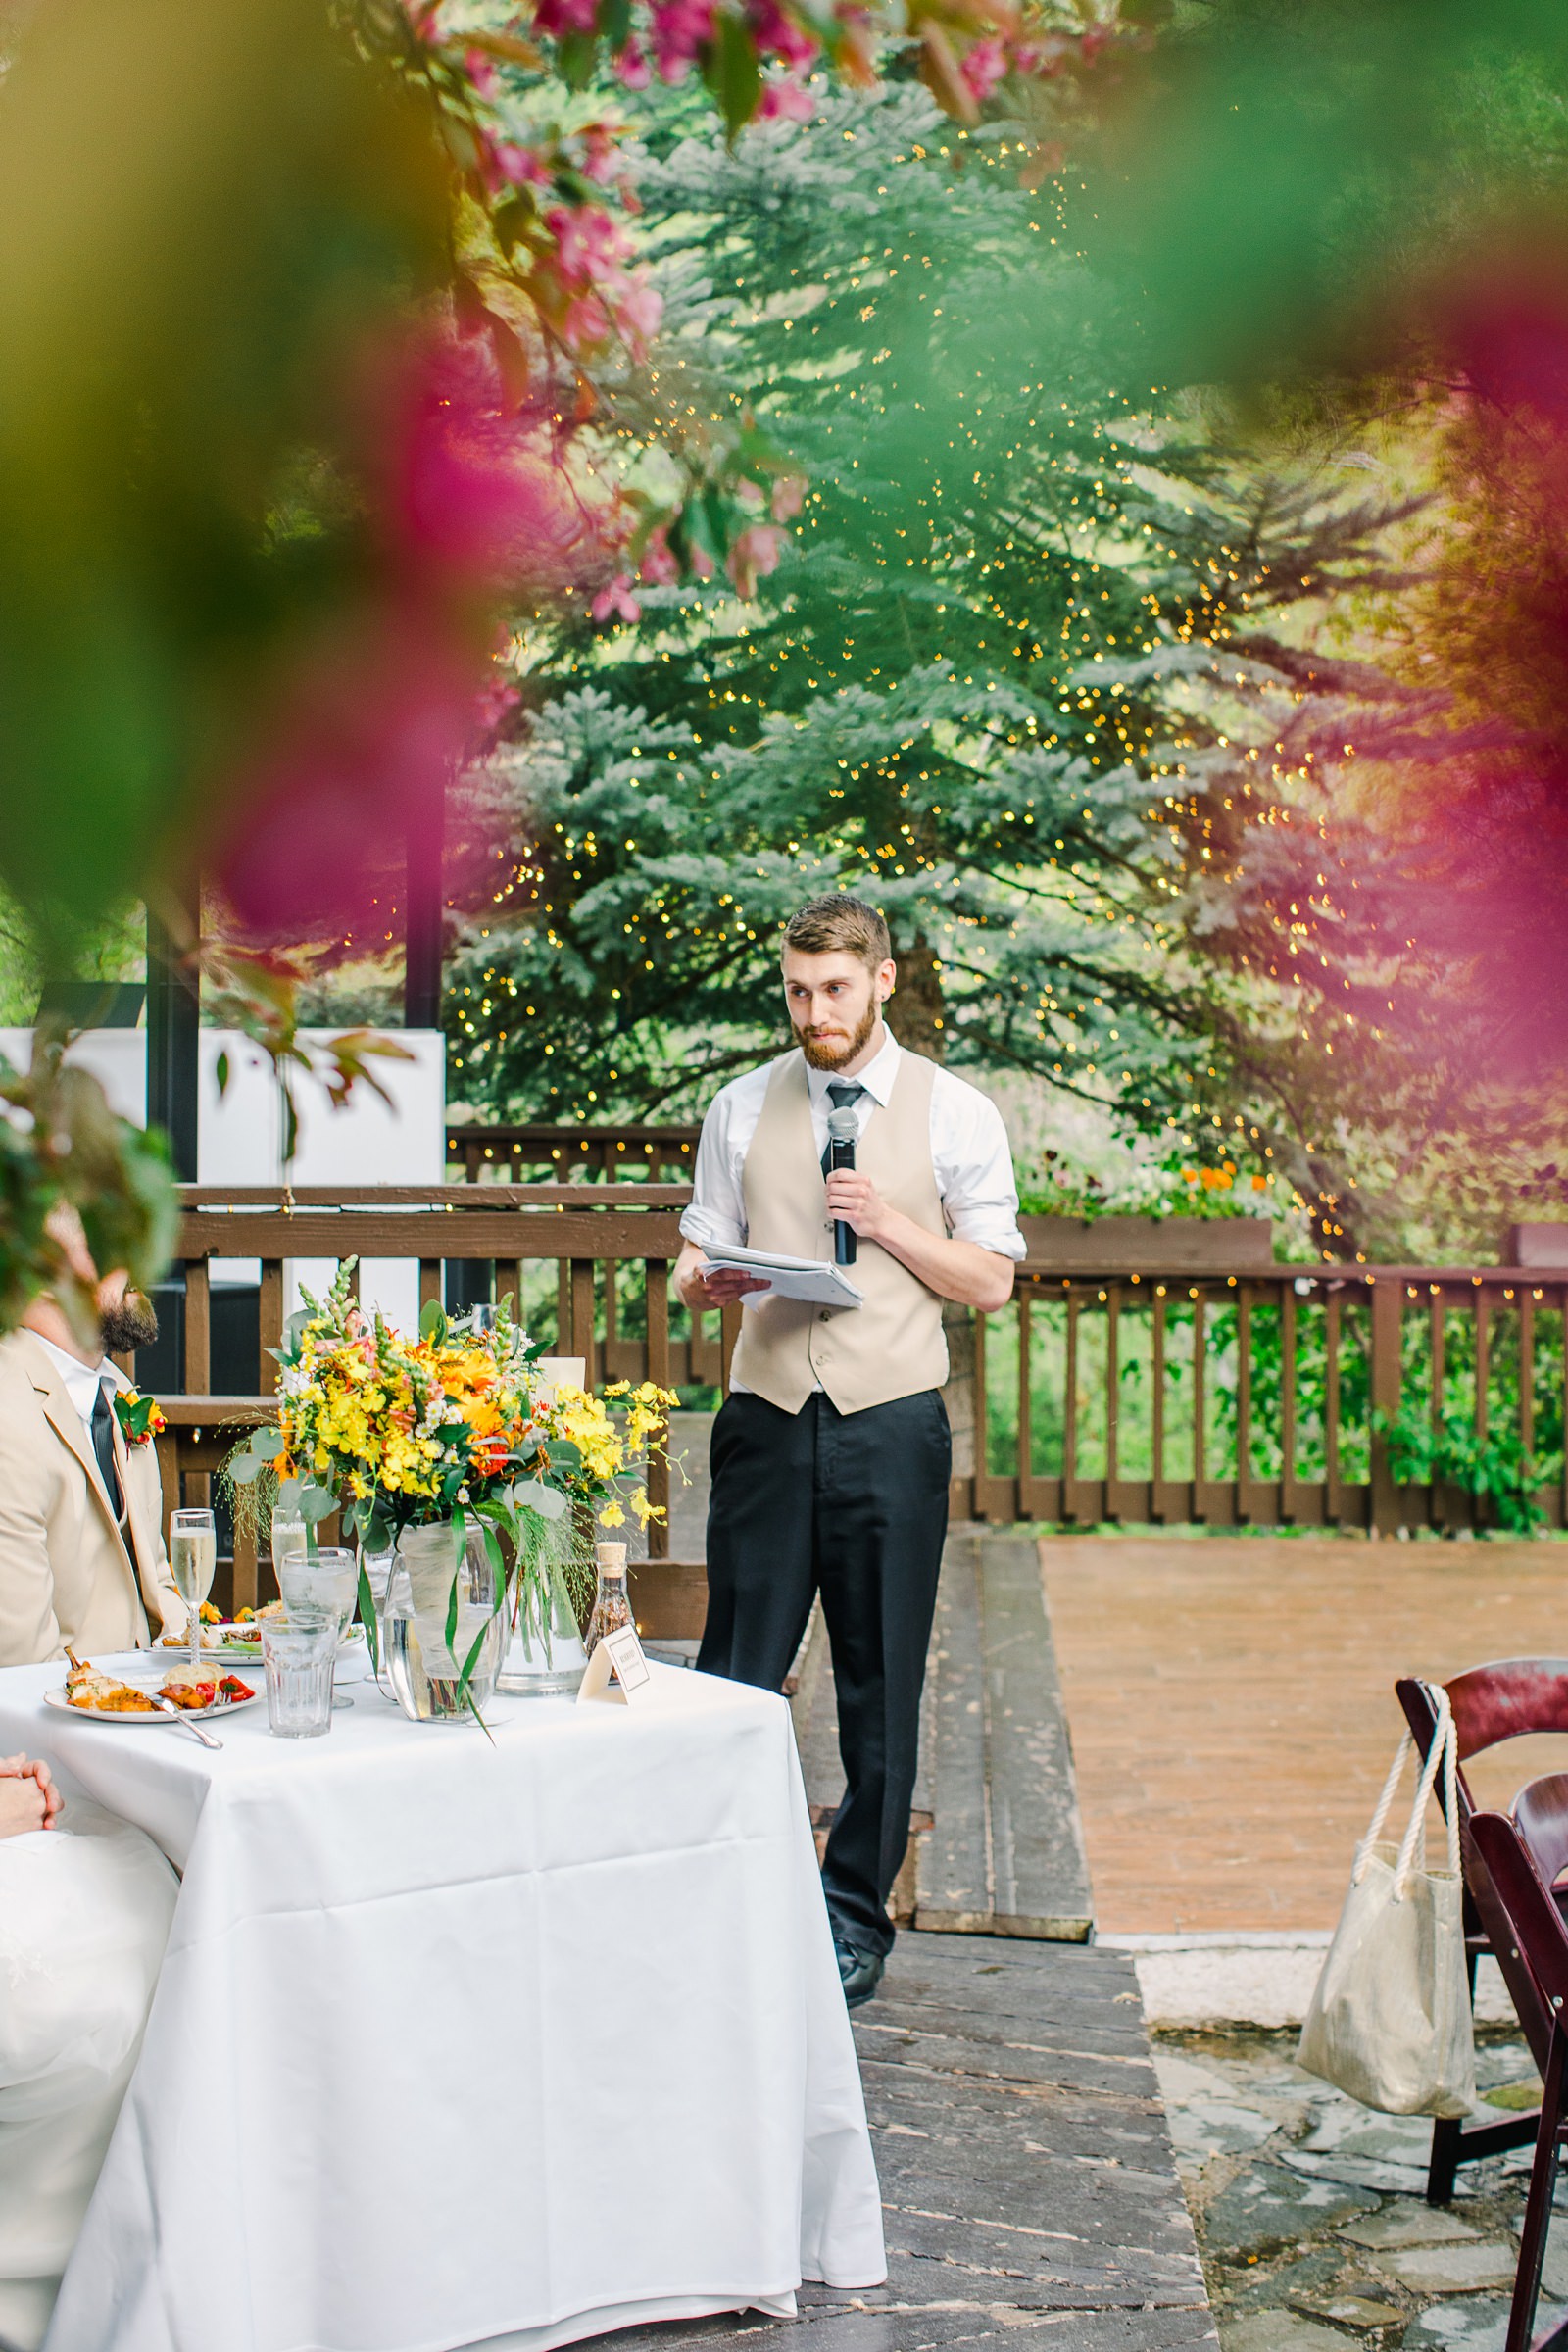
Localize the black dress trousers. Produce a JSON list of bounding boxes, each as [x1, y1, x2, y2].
[[698, 1386, 951, 1956]]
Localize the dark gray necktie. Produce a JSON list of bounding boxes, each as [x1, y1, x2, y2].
[[90, 1382, 124, 1521], [820, 1080, 866, 1177]]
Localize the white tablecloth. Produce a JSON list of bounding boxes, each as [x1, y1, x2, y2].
[[0, 1658, 884, 2352]]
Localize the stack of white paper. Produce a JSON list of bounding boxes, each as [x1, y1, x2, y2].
[[700, 1242, 864, 1310]]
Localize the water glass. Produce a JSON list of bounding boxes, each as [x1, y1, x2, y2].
[[260, 1614, 337, 1739], [277, 1546, 359, 1708]]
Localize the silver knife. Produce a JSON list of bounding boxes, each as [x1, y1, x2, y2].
[[151, 1694, 223, 1750]]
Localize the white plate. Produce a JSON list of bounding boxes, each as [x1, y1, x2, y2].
[[44, 1677, 261, 1726]]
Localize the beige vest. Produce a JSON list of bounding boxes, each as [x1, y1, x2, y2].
[[731, 1049, 949, 1416]]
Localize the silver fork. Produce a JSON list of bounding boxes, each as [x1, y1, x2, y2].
[[151, 1695, 223, 1750]]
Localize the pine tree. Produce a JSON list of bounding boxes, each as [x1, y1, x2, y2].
[[448, 80, 1411, 1158]]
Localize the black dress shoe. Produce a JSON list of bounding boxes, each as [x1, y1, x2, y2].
[[835, 1937, 886, 2009]]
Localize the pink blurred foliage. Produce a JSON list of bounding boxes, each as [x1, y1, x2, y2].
[[758, 75, 815, 122], [214, 328, 598, 935], [591, 571, 643, 622], [639, 524, 679, 583], [726, 521, 782, 597], [958, 36, 1006, 105]]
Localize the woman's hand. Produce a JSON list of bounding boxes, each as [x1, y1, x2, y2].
[[0, 1752, 63, 1832]]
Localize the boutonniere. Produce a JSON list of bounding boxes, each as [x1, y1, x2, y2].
[[113, 1389, 167, 1448]]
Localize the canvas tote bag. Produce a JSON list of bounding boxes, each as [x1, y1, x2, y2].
[[1298, 1687, 1476, 2117]]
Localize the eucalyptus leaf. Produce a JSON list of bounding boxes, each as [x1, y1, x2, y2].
[[229, 1452, 262, 1486], [419, 1299, 448, 1345], [277, 1476, 301, 1508], [517, 1482, 568, 1522], [253, 1428, 284, 1462], [299, 1484, 337, 1525]]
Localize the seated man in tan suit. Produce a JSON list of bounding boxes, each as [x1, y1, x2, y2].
[[0, 1211, 186, 1666]]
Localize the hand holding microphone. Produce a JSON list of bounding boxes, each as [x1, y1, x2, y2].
[[826, 1105, 859, 1266]]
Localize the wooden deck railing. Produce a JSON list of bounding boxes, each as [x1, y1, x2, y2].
[[445, 1123, 699, 1182], [141, 1184, 1568, 1616]]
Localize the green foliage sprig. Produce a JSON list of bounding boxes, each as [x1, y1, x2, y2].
[[1374, 1401, 1562, 1536]]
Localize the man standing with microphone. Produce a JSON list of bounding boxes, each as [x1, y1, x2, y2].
[[674, 895, 1024, 2007]]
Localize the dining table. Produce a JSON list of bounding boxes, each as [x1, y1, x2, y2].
[[0, 1651, 886, 2352]]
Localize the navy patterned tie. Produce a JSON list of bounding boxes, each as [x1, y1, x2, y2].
[[820, 1080, 866, 1177]]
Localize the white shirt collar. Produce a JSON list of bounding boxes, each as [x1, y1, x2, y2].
[[802, 1023, 901, 1108], [30, 1332, 116, 1436]]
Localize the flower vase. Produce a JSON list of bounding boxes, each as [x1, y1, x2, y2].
[[383, 1522, 505, 1722], [497, 1523, 587, 1696]]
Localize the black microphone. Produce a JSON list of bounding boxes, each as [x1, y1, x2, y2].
[[826, 1104, 858, 1266]]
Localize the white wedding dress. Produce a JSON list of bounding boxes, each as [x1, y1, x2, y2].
[[0, 1802, 177, 2352]]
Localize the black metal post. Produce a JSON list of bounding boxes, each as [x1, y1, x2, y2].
[[404, 784, 446, 1031], [145, 904, 200, 1180]]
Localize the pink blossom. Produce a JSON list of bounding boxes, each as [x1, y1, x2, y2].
[[581, 124, 620, 183], [560, 291, 612, 352], [533, 0, 599, 33], [464, 47, 500, 98], [749, 0, 819, 72], [758, 76, 814, 122], [770, 473, 806, 521], [650, 0, 714, 81], [727, 522, 783, 598], [639, 526, 679, 585], [612, 36, 652, 86], [496, 143, 554, 189], [958, 37, 1006, 105], [475, 674, 523, 731], [612, 273, 664, 357], [592, 573, 642, 624], [690, 543, 716, 581], [546, 203, 632, 287]]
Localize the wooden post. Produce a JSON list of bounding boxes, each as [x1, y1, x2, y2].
[[644, 1259, 670, 1561], [1369, 1277, 1401, 1535], [1192, 1292, 1206, 1511], [1104, 1287, 1120, 1494], [1281, 1283, 1298, 1518], [184, 1260, 211, 1396], [1326, 1291, 1343, 1524], [570, 1259, 595, 1383], [258, 1262, 284, 1397], [1152, 1290, 1166, 1493]]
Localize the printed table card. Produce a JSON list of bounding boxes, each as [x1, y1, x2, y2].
[[577, 1623, 653, 1707]]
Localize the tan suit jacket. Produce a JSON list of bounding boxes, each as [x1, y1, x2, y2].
[[0, 1331, 188, 1666]]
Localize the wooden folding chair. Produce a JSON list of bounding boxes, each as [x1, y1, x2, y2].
[[1398, 1663, 1568, 2203], [1468, 1780, 1568, 2352]]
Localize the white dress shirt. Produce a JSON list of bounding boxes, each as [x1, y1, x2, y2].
[[30, 1332, 118, 1440], [680, 1028, 1026, 1264]]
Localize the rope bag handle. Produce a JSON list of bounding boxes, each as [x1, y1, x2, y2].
[[1353, 1686, 1459, 1899]]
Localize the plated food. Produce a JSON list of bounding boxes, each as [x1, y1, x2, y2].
[[49, 1651, 258, 1723]]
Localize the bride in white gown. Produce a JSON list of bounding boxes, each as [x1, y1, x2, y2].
[[0, 1757, 177, 2352]]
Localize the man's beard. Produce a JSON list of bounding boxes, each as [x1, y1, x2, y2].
[[101, 1290, 160, 1355], [798, 997, 879, 1071]]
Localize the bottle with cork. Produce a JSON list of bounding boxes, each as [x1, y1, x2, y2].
[[585, 1543, 633, 1656]]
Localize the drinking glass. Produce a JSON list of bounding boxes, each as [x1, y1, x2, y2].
[[277, 1546, 359, 1709], [260, 1613, 336, 1738], [270, 1507, 308, 1581], [170, 1508, 217, 1674]]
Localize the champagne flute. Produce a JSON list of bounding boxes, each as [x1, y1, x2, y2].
[[170, 1508, 217, 1676]]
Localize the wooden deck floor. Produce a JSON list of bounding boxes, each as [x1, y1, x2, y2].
[[1042, 1530, 1568, 1935], [609, 1934, 1216, 2352]]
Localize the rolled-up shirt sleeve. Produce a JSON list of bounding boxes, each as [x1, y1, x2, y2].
[[934, 1077, 1027, 1260], [678, 1087, 750, 1251]]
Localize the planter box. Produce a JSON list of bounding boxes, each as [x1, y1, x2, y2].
[[1019, 1212, 1277, 1275], [1507, 1223, 1568, 1270]]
